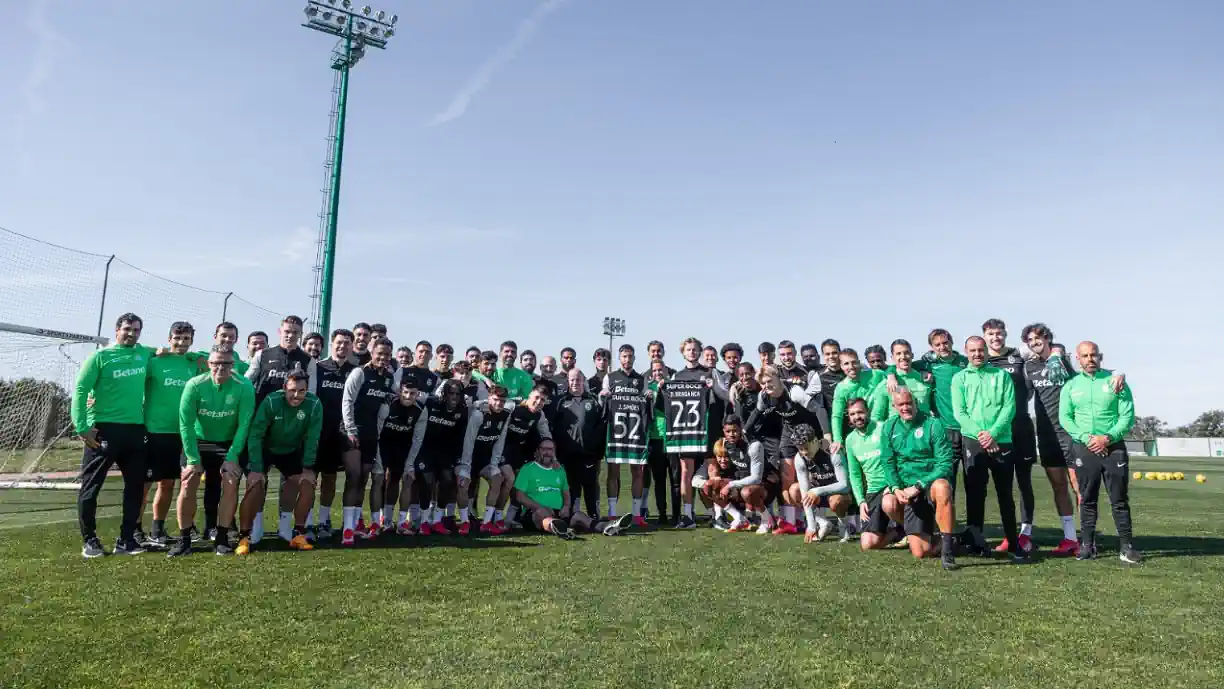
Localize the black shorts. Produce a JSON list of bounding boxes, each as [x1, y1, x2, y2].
[[380, 443, 411, 477], [415, 455, 458, 480], [902, 487, 938, 538], [779, 441, 800, 461], [352, 431, 380, 467], [1037, 427, 1074, 469], [242, 450, 303, 477], [184, 441, 231, 473], [1011, 416, 1037, 463], [763, 467, 782, 505], [316, 431, 345, 474], [862, 490, 891, 535], [145, 433, 183, 481]]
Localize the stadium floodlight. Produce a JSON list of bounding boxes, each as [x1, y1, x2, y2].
[[301, 1, 397, 336], [602, 317, 626, 354]]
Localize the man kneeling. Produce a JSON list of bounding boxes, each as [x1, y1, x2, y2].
[[882, 389, 958, 570], [700, 417, 772, 533], [787, 424, 852, 543], [514, 439, 632, 539]]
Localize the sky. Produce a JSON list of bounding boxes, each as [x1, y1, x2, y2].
[[1, 0, 1221, 424]]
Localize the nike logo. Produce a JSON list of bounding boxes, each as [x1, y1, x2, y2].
[[1116, 462, 1125, 468]]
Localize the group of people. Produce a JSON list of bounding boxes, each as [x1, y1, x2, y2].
[[71, 313, 1140, 570]]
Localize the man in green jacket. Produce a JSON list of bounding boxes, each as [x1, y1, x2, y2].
[[170, 346, 256, 556], [829, 349, 883, 454], [871, 339, 934, 421], [952, 336, 1026, 561], [236, 371, 323, 554], [1060, 341, 1140, 564], [490, 340, 535, 401], [880, 388, 958, 570], [843, 398, 902, 551]]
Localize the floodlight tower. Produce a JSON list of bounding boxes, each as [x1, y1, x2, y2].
[[303, 0, 396, 337], [602, 317, 626, 356]]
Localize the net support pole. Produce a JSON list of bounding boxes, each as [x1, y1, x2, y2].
[[222, 292, 233, 321], [95, 255, 115, 341]]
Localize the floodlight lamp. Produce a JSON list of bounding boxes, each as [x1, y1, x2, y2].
[[361, 5, 371, 15], [305, 5, 318, 17], [390, 14, 398, 25], [368, 26, 380, 37], [342, 0, 351, 8], [376, 10, 385, 19], [322, 11, 333, 21], [326, 0, 336, 4], [336, 14, 346, 24]]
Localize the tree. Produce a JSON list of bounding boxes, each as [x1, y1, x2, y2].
[[1176, 410, 1224, 438], [1128, 415, 1169, 440]]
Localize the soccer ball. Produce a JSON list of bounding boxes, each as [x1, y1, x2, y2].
[[1196, 474, 1208, 484], [1144, 471, 1157, 480], [1155, 473, 1167, 481], [1132, 471, 1142, 480], [1174, 472, 1185, 481]]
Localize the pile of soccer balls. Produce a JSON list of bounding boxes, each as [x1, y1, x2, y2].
[[1132, 470, 1208, 483]]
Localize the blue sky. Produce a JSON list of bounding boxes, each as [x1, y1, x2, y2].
[[1, 0, 1221, 424]]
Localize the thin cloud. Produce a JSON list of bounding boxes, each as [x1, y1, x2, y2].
[[13, 0, 66, 153], [426, 0, 571, 127]]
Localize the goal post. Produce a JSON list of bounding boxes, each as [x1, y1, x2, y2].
[[0, 322, 107, 490]]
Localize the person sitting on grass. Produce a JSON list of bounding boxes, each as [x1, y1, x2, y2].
[[513, 439, 632, 539]]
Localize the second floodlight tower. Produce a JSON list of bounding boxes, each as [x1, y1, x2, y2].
[[302, 0, 396, 337]]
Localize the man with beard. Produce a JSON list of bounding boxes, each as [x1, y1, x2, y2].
[[520, 350, 538, 379], [350, 323, 372, 365]]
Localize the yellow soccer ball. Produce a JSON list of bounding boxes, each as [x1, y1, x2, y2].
[[1174, 472, 1185, 481], [1160, 472, 1172, 481], [1132, 471, 1142, 480], [1145, 471, 1157, 480], [1197, 474, 1208, 484]]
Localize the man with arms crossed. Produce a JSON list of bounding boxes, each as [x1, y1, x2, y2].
[[1060, 342, 1140, 564]]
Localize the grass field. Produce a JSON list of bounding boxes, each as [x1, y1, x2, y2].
[[2, 457, 1223, 689]]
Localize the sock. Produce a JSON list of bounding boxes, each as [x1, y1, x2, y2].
[[432, 508, 442, 524], [382, 505, 393, 524], [252, 512, 264, 542], [152, 519, 166, 538], [445, 503, 456, 518], [342, 506, 356, 531], [1061, 515, 1076, 541], [494, 509, 503, 522], [458, 506, 469, 522], [428, 502, 438, 521], [803, 505, 817, 528], [306, 510, 315, 528], [760, 510, 775, 528], [726, 505, 744, 522], [631, 498, 642, 516], [782, 505, 796, 523], [215, 525, 229, 544], [319, 506, 331, 524], [713, 504, 724, 520], [1020, 522, 1033, 537], [279, 512, 293, 540], [506, 506, 519, 523], [941, 532, 954, 558], [608, 498, 618, 517], [682, 503, 694, 518], [180, 527, 191, 541], [483, 506, 496, 523], [409, 505, 421, 523]]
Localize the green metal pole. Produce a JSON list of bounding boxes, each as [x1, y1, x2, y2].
[[318, 32, 352, 339]]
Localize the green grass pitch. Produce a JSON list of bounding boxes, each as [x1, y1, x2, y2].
[[1, 457, 1223, 688]]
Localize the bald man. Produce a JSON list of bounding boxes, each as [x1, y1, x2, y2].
[[1059, 342, 1140, 564], [951, 336, 1026, 562]]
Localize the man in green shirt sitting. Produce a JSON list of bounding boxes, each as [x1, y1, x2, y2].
[[237, 371, 323, 554], [880, 388, 958, 570], [514, 439, 631, 539], [169, 346, 256, 557], [1060, 341, 1140, 565]]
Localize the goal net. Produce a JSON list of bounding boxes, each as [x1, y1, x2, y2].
[[0, 323, 107, 489]]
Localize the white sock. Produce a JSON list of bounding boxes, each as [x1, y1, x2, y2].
[[319, 505, 330, 524], [608, 498, 618, 517], [252, 512, 264, 542], [813, 514, 831, 529], [432, 508, 443, 524], [445, 503, 456, 518], [483, 507, 496, 523], [726, 505, 744, 522], [409, 505, 421, 523], [631, 498, 642, 516], [803, 506, 817, 528], [1061, 515, 1076, 541], [342, 506, 356, 531], [305, 510, 315, 527], [494, 509, 503, 522], [682, 503, 694, 518], [278, 512, 292, 540], [713, 504, 724, 519], [760, 510, 775, 527], [382, 505, 393, 524], [782, 505, 796, 523], [506, 506, 519, 523], [1020, 522, 1033, 537], [459, 507, 470, 522]]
